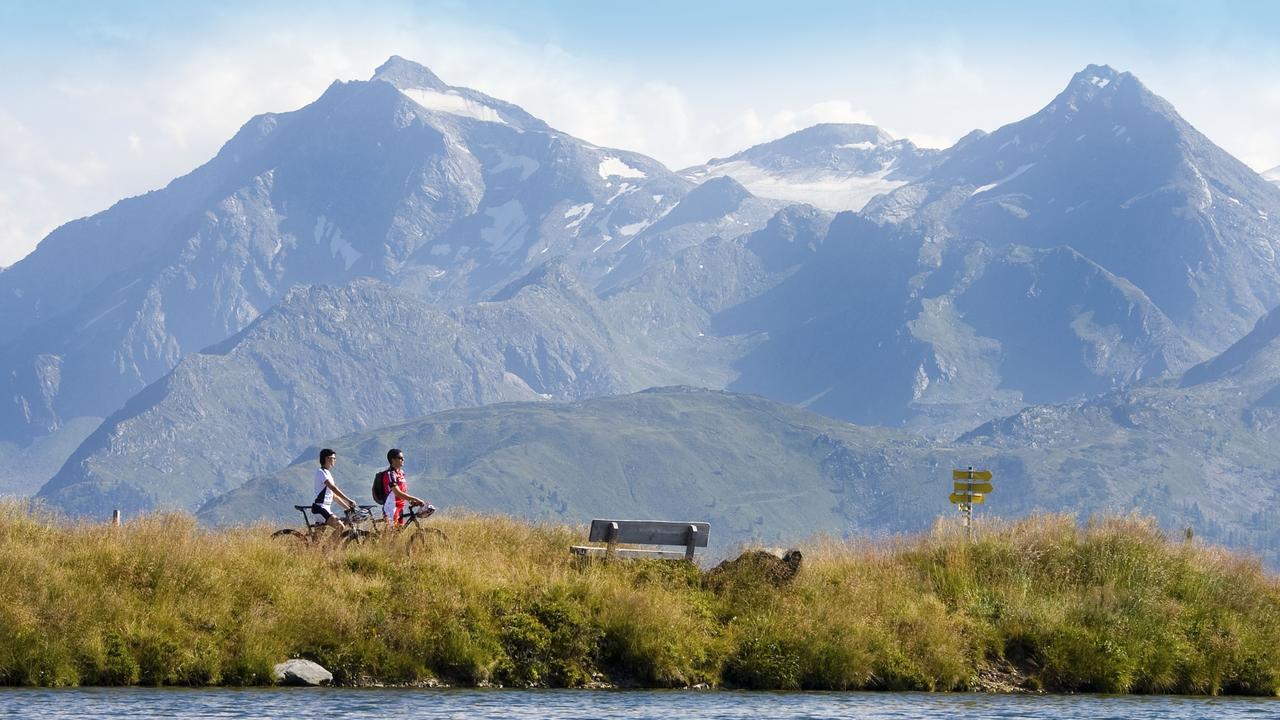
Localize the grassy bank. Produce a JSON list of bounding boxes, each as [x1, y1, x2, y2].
[[1, 502, 1277, 694]]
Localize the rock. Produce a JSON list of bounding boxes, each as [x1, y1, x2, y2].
[[272, 659, 333, 686], [703, 548, 803, 591]]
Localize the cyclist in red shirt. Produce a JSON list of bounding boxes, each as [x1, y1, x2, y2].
[[378, 448, 432, 526]]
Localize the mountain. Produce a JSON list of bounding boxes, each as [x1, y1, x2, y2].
[[37, 204, 841, 514], [592, 176, 790, 292], [38, 270, 635, 515], [19, 60, 1280, 549], [706, 209, 1201, 433], [864, 64, 1280, 355], [0, 56, 746, 452], [683, 123, 940, 213], [700, 63, 1280, 430], [599, 204, 835, 387]]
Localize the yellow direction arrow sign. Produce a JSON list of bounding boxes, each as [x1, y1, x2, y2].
[[955, 482, 993, 493], [950, 493, 986, 505], [953, 469, 993, 481]]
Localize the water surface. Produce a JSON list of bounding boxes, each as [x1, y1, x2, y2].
[[0, 688, 1275, 719]]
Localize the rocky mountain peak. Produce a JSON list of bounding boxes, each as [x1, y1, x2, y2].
[[656, 175, 753, 228], [489, 260, 588, 303], [1040, 63, 1173, 122], [371, 55, 451, 92], [712, 123, 897, 166]]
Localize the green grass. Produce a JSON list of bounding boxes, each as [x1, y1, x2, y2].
[[1, 501, 1277, 694]]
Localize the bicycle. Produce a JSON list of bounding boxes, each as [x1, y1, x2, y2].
[[373, 502, 448, 552], [271, 504, 379, 546]]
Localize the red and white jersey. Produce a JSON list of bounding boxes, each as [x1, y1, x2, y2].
[[381, 467, 406, 524]]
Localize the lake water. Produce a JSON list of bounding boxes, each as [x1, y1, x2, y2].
[[0, 688, 1275, 719]]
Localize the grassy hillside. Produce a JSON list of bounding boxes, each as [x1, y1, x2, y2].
[[199, 387, 938, 556], [199, 385, 1280, 566], [2, 502, 1277, 694]]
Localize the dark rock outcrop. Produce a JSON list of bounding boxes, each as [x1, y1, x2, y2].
[[704, 548, 803, 591]]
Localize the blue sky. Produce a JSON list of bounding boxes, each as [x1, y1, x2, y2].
[[2, 0, 1279, 265]]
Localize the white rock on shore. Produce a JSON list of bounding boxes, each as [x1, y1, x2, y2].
[[273, 659, 334, 686]]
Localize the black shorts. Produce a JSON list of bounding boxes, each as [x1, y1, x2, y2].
[[310, 504, 335, 522]]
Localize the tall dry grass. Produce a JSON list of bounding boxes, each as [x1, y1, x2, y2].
[[0, 502, 1277, 694]]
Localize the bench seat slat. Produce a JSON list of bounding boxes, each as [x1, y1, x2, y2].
[[570, 545, 691, 561], [587, 519, 710, 547]]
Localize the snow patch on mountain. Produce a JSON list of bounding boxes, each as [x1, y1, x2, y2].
[[971, 163, 1036, 197], [400, 88, 507, 125], [480, 200, 528, 254], [563, 203, 592, 220], [616, 221, 648, 236], [80, 299, 129, 331], [605, 183, 637, 204], [490, 149, 540, 180], [690, 159, 906, 213], [598, 157, 647, 180], [315, 216, 362, 270]]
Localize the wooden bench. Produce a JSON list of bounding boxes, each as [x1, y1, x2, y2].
[[570, 519, 710, 561]]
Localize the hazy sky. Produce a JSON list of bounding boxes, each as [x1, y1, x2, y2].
[[2, 0, 1279, 267]]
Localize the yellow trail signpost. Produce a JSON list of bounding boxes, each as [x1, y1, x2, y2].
[[950, 467, 994, 540]]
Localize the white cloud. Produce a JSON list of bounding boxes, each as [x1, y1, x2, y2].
[[909, 50, 985, 96]]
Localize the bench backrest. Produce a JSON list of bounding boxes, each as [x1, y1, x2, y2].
[[588, 519, 710, 548]]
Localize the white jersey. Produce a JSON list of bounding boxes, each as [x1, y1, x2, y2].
[[313, 467, 334, 511]]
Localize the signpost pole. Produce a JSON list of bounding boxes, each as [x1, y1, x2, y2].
[[965, 467, 973, 542], [949, 467, 993, 542]]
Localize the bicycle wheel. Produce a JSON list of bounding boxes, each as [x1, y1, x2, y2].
[[343, 529, 372, 545], [271, 528, 308, 545], [406, 526, 447, 553]]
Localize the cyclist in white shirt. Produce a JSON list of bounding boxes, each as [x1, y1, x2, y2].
[[312, 448, 357, 540]]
